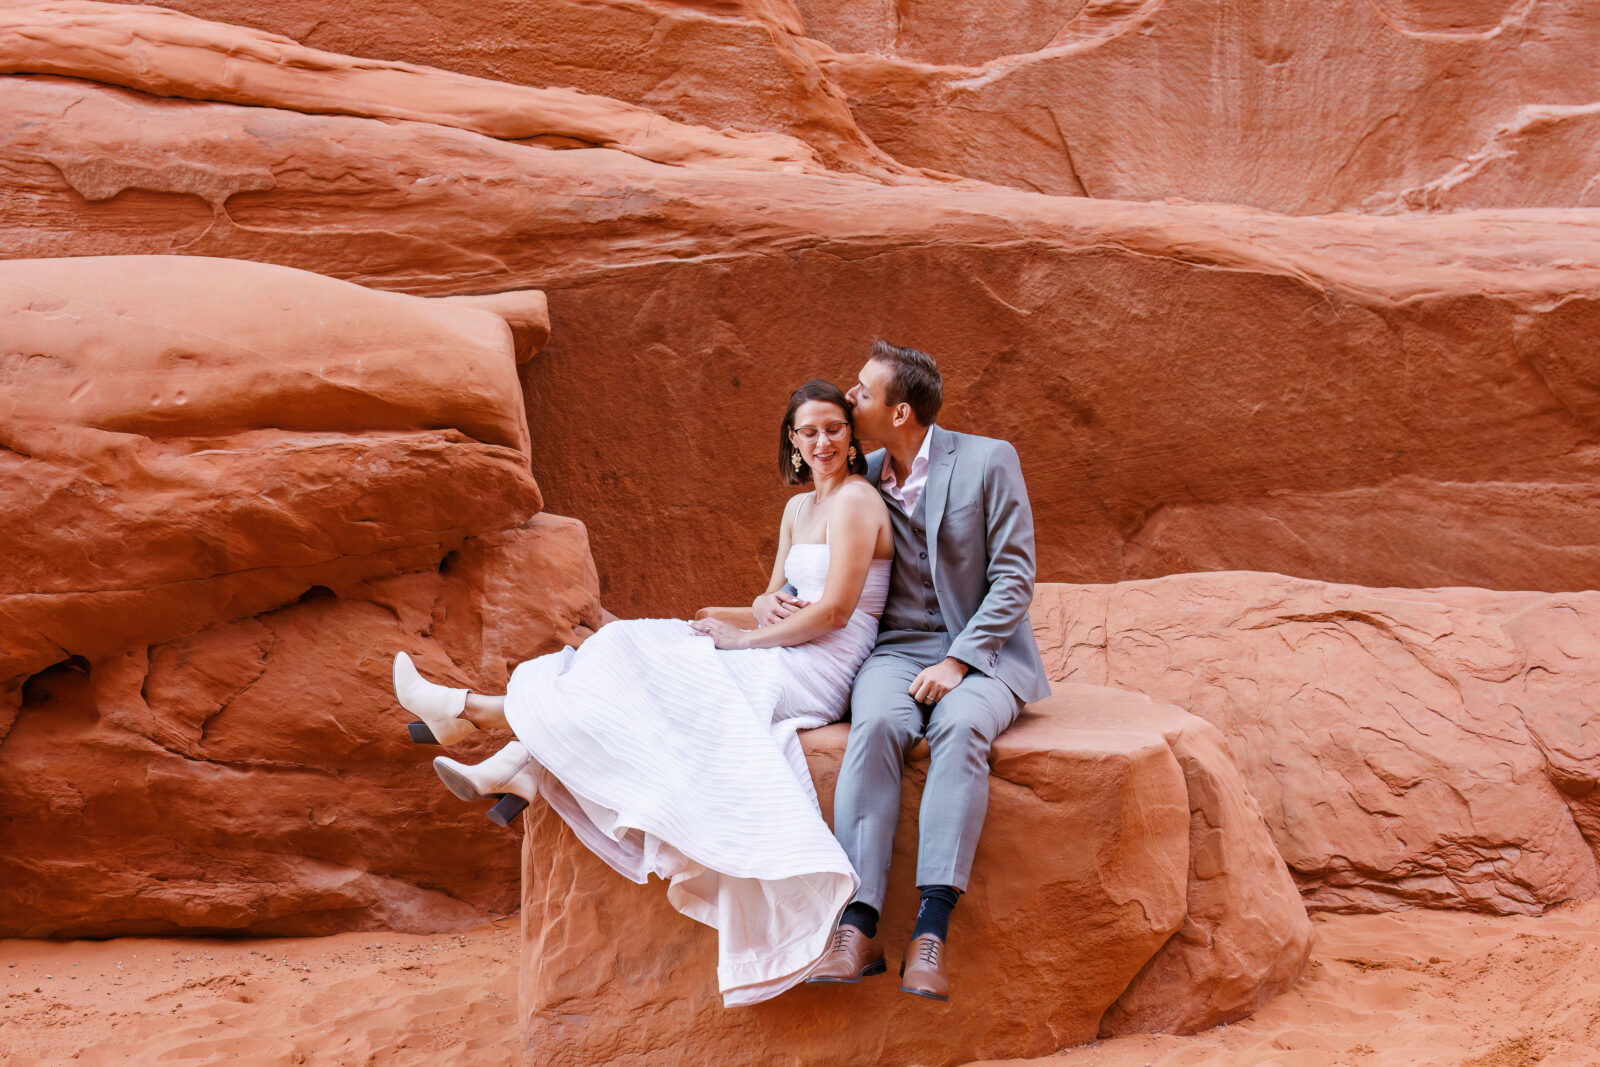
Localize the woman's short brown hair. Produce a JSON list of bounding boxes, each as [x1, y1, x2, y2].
[[779, 379, 869, 486]]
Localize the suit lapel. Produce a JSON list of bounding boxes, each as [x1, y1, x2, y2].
[[865, 448, 888, 504], [922, 426, 956, 581]]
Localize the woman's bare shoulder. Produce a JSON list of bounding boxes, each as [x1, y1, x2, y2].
[[773, 491, 806, 537], [835, 478, 889, 516]]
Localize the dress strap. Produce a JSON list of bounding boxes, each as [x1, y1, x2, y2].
[[795, 492, 813, 541], [801, 492, 828, 544]]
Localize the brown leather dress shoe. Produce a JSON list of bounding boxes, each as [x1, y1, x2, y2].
[[899, 934, 950, 1001], [805, 925, 887, 983]]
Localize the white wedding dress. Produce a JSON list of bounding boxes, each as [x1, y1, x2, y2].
[[504, 542, 892, 1006]]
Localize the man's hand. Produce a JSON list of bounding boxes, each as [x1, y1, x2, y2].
[[752, 592, 810, 627], [909, 657, 970, 705], [688, 617, 751, 650]]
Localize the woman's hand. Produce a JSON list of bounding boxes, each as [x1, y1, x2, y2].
[[752, 591, 810, 627], [689, 617, 752, 650]]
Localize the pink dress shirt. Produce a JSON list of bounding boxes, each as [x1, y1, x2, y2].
[[879, 426, 936, 515]]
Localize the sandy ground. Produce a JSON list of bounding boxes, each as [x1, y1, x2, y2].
[[0, 920, 520, 1066], [4, 905, 1600, 1066]]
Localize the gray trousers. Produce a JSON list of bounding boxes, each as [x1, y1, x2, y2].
[[833, 651, 1023, 912]]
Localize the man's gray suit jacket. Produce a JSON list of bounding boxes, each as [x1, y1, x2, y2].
[[864, 425, 1051, 704]]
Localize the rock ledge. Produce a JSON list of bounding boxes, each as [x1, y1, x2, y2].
[[516, 682, 1312, 1065]]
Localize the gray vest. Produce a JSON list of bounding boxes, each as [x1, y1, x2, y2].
[[880, 489, 946, 635]]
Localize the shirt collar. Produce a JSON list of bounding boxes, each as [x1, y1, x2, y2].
[[880, 425, 936, 488]]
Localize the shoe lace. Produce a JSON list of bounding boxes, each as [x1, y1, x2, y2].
[[827, 927, 854, 955], [915, 938, 941, 966]]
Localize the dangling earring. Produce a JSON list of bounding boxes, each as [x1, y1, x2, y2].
[[791, 451, 803, 473], [848, 444, 858, 463]]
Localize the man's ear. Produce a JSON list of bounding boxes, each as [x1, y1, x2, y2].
[[890, 403, 912, 429]]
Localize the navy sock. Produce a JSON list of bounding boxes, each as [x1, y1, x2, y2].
[[911, 885, 960, 942], [839, 901, 879, 939]]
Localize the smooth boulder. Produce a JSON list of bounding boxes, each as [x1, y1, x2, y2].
[[0, 253, 606, 936], [0, 254, 544, 692], [517, 683, 1311, 1064]]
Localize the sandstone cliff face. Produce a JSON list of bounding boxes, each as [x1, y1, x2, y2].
[[1, 0, 1597, 1007], [518, 685, 1312, 1064], [807, 0, 1600, 212], [7, 51, 1600, 616], [94, 0, 1600, 213], [0, 255, 604, 936], [96, 0, 900, 177], [1033, 574, 1600, 916]]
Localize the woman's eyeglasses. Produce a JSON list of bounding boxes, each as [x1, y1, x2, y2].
[[792, 422, 850, 442]]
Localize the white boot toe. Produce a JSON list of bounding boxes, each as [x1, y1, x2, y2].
[[392, 652, 475, 745]]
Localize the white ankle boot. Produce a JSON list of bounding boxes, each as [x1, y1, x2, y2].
[[392, 652, 475, 746], [434, 739, 539, 826]]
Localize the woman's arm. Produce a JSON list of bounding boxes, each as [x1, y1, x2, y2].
[[696, 483, 885, 649], [751, 494, 806, 626]]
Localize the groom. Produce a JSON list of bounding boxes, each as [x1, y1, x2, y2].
[[807, 341, 1051, 1001]]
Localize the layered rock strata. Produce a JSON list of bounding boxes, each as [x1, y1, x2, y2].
[[91, 0, 905, 176], [517, 684, 1312, 1064], [0, 255, 605, 935], [90, 0, 1600, 213], [0, 0, 847, 173], [0, 254, 540, 689], [3, 0, 1599, 957], [1, 516, 600, 937], [805, 0, 1600, 212], [6, 60, 1600, 616], [1033, 573, 1600, 915]]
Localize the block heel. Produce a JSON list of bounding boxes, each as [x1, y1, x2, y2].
[[487, 794, 529, 826], [408, 721, 441, 745], [433, 742, 539, 826]]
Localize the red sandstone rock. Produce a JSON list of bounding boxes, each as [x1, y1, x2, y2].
[[1393, 104, 1600, 211], [517, 683, 1310, 1062], [435, 291, 550, 363], [0, 515, 603, 937], [0, 1, 840, 173], [0, 254, 531, 450], [89, 0, 1600, 212], [7, 72, 1600, 616], [0, 254, 541, 688], [101, 0, 904, 178], [804, 0, 1600, 211], [0, 0, 1596, 970], [1094, 697, 1313, 1037], [0, 252, 613, 935], [1032, 574, 1600, 916]]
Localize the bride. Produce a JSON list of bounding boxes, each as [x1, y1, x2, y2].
[[390, 379, 893, 1006]]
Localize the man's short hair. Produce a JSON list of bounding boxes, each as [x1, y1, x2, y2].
[[869, 339, 942, 426]]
